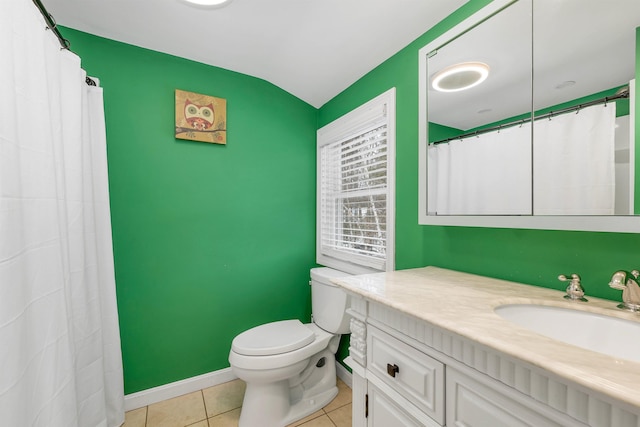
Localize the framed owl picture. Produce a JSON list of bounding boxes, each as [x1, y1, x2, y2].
[[175, 89, 227, 144]]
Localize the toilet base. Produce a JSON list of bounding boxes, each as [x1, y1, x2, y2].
[[238, 380, 291, 427], [238, 347, 340, 427], [238, 382, 338, 427], [284, 385, 338, 426]]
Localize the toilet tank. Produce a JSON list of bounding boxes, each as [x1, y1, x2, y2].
[[310, 267, 352, 334]]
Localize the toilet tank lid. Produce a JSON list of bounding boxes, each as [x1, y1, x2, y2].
[[310, 267, 351, 286], [231, 320, 315, 356]]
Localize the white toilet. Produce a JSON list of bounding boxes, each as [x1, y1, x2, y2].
[[228, 267, 351, 427]]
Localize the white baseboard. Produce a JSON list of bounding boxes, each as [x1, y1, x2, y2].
[[124, 368, 237, 411], [336, 360, 352, 388], [124, 361, 353, 412]]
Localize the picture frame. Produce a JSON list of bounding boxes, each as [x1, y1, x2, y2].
[[175, 89, 227, 144]]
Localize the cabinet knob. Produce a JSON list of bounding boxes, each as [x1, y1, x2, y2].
[[387, 363, 399, 378]]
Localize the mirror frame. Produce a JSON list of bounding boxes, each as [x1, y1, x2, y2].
[[418, 0, 640, 233]]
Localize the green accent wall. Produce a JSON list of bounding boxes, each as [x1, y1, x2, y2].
[[319, 0, 640, 303], [62, 28, 317, 394]]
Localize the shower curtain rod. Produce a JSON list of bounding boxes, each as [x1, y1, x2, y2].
[[32, 0, 70, 49], [429, 89, 630, 146], [31, 0, 97, 86]]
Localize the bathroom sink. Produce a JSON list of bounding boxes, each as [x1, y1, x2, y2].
[[494, 304, 640, 363]]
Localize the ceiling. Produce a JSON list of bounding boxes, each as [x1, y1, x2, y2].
[[43, 0, 467, 108]]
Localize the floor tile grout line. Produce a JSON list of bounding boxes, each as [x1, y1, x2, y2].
[[209, 406, 242, 418], [200, 390, 210, 427], [200, 389, 210, 422], [324, 401, 351, 414], [177, 391, 209, 427], [325, 403, 352, 427], [294, 410, 325, 427], [326, 414, 338, 427]]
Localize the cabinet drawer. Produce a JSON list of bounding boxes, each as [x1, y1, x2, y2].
[[367, 326, 445, 425]]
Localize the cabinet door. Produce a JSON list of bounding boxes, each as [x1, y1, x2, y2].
[[351, 368, 367, 427], [368, 382, 440, 427], [447, 368, 563, 427]]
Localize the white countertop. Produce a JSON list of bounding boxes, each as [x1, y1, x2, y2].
[[331, 266, 640, 409]]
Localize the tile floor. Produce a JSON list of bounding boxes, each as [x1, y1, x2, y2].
[[122, 377, 352, 427]]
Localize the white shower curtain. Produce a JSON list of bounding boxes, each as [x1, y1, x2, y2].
[[0, 1, 124, 427], [533, 103, 616, 215]]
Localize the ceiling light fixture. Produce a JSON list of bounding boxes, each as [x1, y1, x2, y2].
[[179, 0, 233, 8], [431, 62, 490, 93]]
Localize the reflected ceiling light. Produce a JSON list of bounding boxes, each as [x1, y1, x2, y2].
[[179, 0, 233, 8], [431, 62, 490, 92]]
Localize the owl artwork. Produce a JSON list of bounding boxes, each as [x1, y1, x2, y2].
[[175, 89, 227, 144], [184, 100, 214, 131]]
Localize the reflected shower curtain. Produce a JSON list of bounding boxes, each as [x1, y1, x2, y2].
[[0, 1, 125, 426], [533, 103, 616, 215], [427, 122, 532, 215]]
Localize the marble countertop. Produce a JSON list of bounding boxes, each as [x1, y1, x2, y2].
[[331, 266, 640, 409]]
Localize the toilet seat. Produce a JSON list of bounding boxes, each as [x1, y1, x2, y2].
[[232, 319, 315, 356], [229, 323, 335, 371]]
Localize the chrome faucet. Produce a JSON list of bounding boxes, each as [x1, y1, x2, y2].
[[609, 270, 640, 312], [558, 274, 587, 301]]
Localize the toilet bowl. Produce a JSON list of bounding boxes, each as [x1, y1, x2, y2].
[[228, 268, 351, 427]]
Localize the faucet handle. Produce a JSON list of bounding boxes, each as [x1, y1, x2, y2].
[[558, 273, 588, 302], [609, 270, 640, 312], [610, 270, 640, 290]]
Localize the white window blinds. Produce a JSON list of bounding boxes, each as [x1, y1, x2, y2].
[[317, 89, 395, 273]]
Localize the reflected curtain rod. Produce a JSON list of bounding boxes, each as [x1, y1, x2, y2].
[[429, 88, 630, 146], [30, 0, 97, 86]]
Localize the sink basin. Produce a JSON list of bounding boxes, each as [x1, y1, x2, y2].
[[495, 304, 640, 363]]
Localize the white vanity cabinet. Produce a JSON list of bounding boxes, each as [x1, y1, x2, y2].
[[345, 294, 640, 427]]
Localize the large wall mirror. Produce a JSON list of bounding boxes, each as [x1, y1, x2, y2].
[[418, 0, 640, 232]]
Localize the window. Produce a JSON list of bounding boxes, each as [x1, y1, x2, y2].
[[317, 88, 395, 274]]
